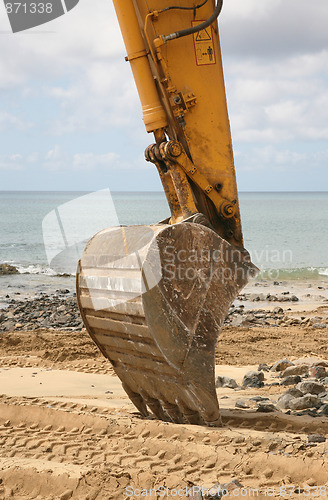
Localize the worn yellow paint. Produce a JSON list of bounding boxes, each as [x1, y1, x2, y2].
[[113, 0, 244, 247]]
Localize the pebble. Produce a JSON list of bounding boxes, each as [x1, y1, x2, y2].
[[2, 290, 326, 332], [0, 295, 83, 331]]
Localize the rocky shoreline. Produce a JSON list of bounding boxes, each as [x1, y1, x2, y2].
[[0, 292, 83, 332], [0, 289, 327, 332]]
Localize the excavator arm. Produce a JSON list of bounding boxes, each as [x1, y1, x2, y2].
[[76, 0, 258, 426], [114, 0, 242, 245]]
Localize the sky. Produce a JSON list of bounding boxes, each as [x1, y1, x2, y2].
[[0, 0, 327, 192]]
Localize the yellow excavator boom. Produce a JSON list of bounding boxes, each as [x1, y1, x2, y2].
[[76, 0, 258, 426]]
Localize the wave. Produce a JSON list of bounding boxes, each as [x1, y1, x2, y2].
[[2, 260, 327, 281], [257, 267, 328, 280], [2, 261, 74, 277]]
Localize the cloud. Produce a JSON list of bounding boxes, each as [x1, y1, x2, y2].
[[235, 144, 328, 173], [0, 0, 123, 88], [221, 0, 328, 58], [72, 152, 119, 171], [0, 0, 327, 190], [45, 61, 140, 133], [0, 147, 122, 172], [0, 153, 25, 170], [225, 50, 328, 143], [44, 146, 121, 171], [0, 111, 33, 131]]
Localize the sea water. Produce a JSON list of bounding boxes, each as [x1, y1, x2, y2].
[[0, 191, 327, 298]]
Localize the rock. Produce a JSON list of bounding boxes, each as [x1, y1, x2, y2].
[[235, 399, 250, 409], [256, 403, 277, 413], [312, 323, 327, 329], [258, 363, 270, 372], [314, 360, 328, 367], [0, 295, 81, 332], [244, 370, 265, 381], [296, 381, 325, 395], [251, 293, 266, 302], [242, 371, 265, 388], [1, 320, 15, 331], [215, 376, 238, 389], [293, 356, 327, 366], [219, 479, 244, 493], [273, 306, 283, 314], [0, 264, 19, 275], [277, 394, 296, 410], [280, 375, 302, 386], [230, 316, 244, 327], [289, 394, 319, 410], [59, 490, 73, 500], [282, 364, 309, 377], [290, 295, 299, 301], [284, 387, 303, 398], [187, 489, 203, 499], [308, 434, 326, 443], [321, 377, 328, 385], [271, 358, 294, 372], [250, 396, 270, 402], [309, 366, 326, 379], [318, 404, 328, 416]]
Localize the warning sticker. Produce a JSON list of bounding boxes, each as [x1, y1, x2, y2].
[[192, 20, 216, 66]]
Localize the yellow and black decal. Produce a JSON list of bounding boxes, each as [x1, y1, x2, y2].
[[192, 20, 216, 66]]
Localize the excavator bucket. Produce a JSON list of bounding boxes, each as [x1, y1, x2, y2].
[[77, 221, 258, 426], [76, 0, 259, 426]]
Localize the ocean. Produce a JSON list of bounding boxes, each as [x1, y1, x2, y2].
[[0, 191, 327, 300]]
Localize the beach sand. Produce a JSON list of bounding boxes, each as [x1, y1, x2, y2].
[[0, 280, 328, 499]]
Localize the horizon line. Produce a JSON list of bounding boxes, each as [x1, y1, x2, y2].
[[0, 190, 327, 194]]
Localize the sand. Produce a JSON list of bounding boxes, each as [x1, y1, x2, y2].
[[0, 281, 328, 499]]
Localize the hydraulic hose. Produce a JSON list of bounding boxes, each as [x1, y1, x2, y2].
[[161, 0, 209, 13], [162, 0, 223, 42]]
